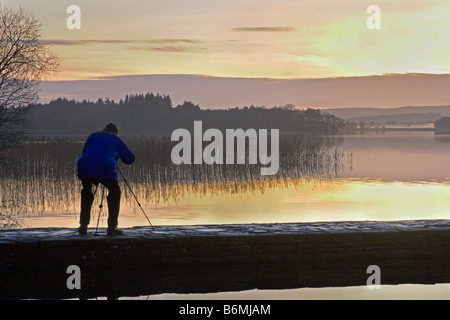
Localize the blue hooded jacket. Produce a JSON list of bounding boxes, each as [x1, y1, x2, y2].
[[77, 129, 135, 181]]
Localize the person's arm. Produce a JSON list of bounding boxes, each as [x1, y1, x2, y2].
[[116, 138, 135, 164]]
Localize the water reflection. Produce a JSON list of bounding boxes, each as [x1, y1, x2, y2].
[[3, 131, 450, 229], [145, 284, 450, 300], [339, 131, 450, 181], [0, 134, 349, 229]]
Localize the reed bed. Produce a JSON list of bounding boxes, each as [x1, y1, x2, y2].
[[0, 134, 349, 218]]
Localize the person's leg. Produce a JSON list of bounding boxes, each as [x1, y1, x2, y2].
[[79, 178, 97, 233], [100, 178, 121, 232]]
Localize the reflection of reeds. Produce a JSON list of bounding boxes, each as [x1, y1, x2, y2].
[[0, 134, 349, 220]]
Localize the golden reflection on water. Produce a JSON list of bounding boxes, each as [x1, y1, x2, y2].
[[11, 177, 450, 229], [146, 284, 450, 300], [3, 133, 450, 229], [142, 178, 450, 226]]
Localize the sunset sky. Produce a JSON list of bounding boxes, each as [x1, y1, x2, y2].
[[3, 0, 450, 108]]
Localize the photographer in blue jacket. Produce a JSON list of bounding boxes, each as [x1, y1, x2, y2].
[[77, 123, 135, 235]]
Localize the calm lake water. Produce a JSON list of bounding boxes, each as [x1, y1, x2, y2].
[[2, 130, 450, 299], [3, 131, 450, 228]]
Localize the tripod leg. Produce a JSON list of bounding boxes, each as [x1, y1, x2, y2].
[[117, 167, 154, 228]]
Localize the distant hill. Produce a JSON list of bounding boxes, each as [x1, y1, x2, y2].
[[324, 105, 450, 124], [40, 73, 450, 109]]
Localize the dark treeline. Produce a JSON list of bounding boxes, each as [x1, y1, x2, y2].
[[29, 92, 346, 134]]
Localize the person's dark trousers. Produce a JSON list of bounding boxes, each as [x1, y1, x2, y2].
[[80, 177, 121, 229]]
